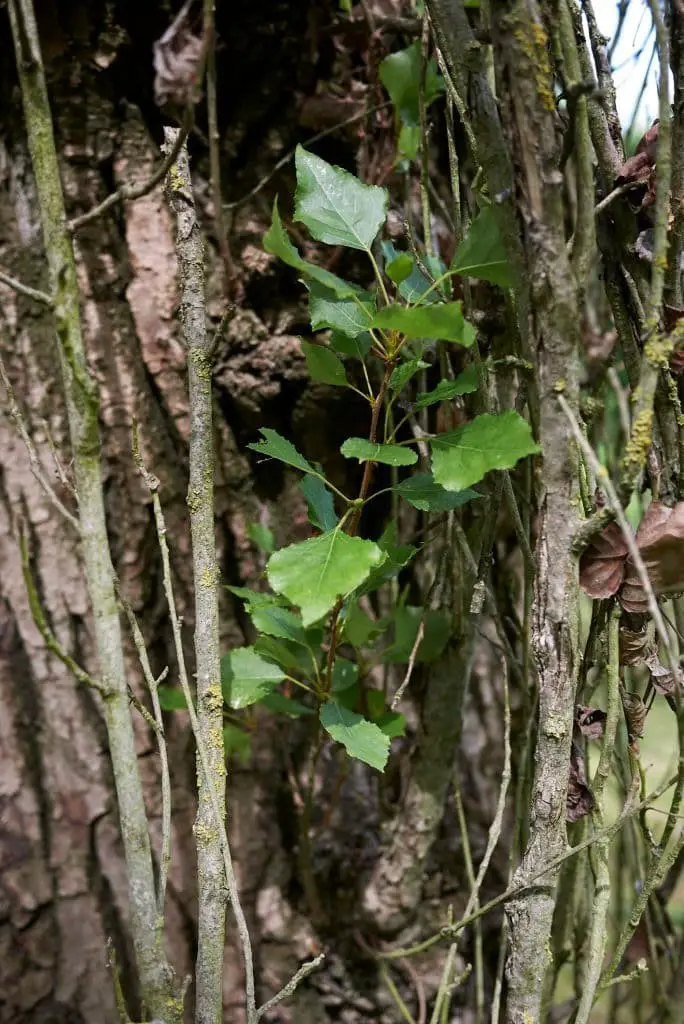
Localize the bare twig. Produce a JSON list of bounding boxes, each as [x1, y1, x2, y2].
[[255, 955, 326, 1020], [19, 527, 106, 696], [0, 267, 53, 306], [133, 436, 257, 1022], [67, 106, 193, 233], [116, 582, 173, 916], [0, 351, 80, 531], [391, 619, 424, 709]]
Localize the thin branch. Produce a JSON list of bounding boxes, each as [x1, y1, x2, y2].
[[19, 526, 107, 696], [391, 619, 424, 709], [0, 351, 80, 531], [255, 955, 326, 1020], [67, 106, 193, 234], [646, 0, 673, 321], [116, 582, 172, 916], [0, 267, 53, 306], [133, 432, 257, 1023]]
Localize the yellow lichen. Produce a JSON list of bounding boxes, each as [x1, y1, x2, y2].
[[622, 408, 654, 478]]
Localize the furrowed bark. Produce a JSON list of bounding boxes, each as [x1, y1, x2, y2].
[[163, 132, 228, 1024], [489, 3, 581, 1021], [7, 1, 182, 1019]]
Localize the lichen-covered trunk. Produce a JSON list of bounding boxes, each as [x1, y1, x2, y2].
[[491, 4, 581, 1022]]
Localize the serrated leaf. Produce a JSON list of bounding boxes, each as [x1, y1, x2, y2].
[[371, 302, 474, 344], [320, 701, 390, 771], [308, 281, 375, 338], [415, 366, 480, 408], [267, 531, 387, 626], [379, 41, 445, 127], [294, 146, 388, 251], [221, 648, 286, 709], [250, 603, 308, 645], [259, 692, 314, 717], [396, 473, 479, 512], [247, 522, 275, 554], [387, 252, 414, 284], [451, 205, 512, 289], [263, 199, 362, 297], [301, 342, 348, 386], [389, 359, 430, 391], [223, 725, 251, 765], [157, 685, 188, 711], [375, 711, 407, 738], [431, 410, 540, 490], [300, 475, 339, 532], [332, 657, 359, 693], [247, 428, 316, 475], [341, 437, 418, 466], [329, 331, 372, 360]]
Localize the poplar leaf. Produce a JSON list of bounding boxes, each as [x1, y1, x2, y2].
[[267, 531, 387, 626], [431, 410, 539, 490], [320, 701, 390, 771], [341, 438, 418, 466]]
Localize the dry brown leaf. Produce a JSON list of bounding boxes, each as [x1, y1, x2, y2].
[[566, 742, 595, 822], [575, 705, 607, 741], [621, 689, 647, 743], [153, 0, 204, 107], [579, 522, 628, 599]]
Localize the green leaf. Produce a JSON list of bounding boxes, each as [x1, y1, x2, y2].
[[379, 42, 445, 127], [356, 533, 416, 596], [247, 522, 275, 554], [221, 648, 286, 709], [259, 692, 314, 717], [389, 359, 430, 391], [381, 241, 437, 305], [157, 685, 188, 711], [386, 252, 414, 284], [341, 437, 418, 466], [396, 473, 479, 512], [263, 199, 362, 297], [248, 428, 316, 475], [301, 342, 348, 386], [294, 146, 388, 252], [451, 206, 513, 289], [415, 366, 480, 408], [342, 603, 383, 646], [431, 410, 540, 490], [267, 531, 387, 626], [375, 711, 407, 738], [371, 302, 474, 344], [320, 701, 390, 771], [383, 606, 451, 663], [397, 123, 420, 162], [366, 688, 385, 719], [332, 657, 359, 693], [223, 725, 251, 765], [308, 281, 375, 338], [253, 635, 302, 672], [300, 475, 339, 532], [250, 603, 308, 646], [329, 331, 372, 360]]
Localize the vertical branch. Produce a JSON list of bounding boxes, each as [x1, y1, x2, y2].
[[488, 2, 581, 1021], [575, 604, 620, 1024], [163, 130, 230, 1024], [667, 1, 684, 306], [7, 1, 181, 1018]]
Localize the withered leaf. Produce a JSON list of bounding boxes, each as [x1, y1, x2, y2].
[[644, 652, 680, 697], [566, 741, 595, 822], [621, 688, 647, 743], [575, 705, 607, 741], [579, 522, 628, 599], [634, 501, 684, 592], [616, 121, 659, 187], [619, 625, 651, 666], [153, 0, 204, 107]]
